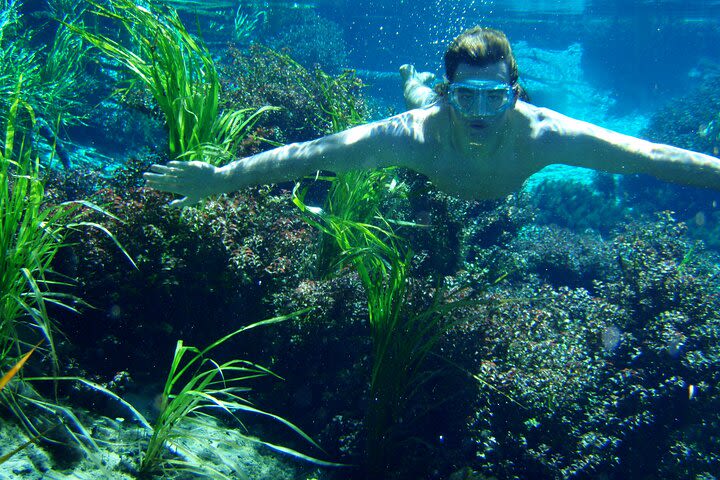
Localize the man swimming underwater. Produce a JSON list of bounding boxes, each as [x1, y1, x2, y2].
[[144, 27, 720, 206]]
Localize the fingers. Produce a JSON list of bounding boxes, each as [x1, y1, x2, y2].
[[169, 196, 198, 208], [143, 162, 193, 187], [143, 174, 198, 206], [142, 161, 206, 207], [166, 160, 193, 169], [143, 170, 192, 197], [147, 162, 194, 177], [143, 172, 174, 183], [144, 172, 180, 187], [149, 164, 179, 174]]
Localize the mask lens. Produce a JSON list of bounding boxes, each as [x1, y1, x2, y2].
[[486, 89, 509, 111], [453, 86, 479, 111], [449, 81, 513, 118]]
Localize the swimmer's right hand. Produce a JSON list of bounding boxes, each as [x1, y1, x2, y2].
[[143, 160, 226, 208]]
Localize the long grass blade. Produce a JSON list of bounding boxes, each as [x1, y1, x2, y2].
[[0, 340, 42, 392]]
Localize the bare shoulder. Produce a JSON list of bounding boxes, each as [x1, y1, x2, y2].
[[373, 106, 442, 167], [387, 105, 443, 141], [513, 101, 631, 143], [512, 101, 583, 139], [347, 107, 436, 145]]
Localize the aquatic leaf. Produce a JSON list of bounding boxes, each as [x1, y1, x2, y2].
[[136, 309, 342, 475], [0, 340, 42, 392]]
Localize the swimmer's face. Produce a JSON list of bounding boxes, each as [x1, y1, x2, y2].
[[448, 62, 515, 141]]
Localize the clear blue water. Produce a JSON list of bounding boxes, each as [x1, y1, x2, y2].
[[5, 1, 720, 478], [314, 0, 720, 122]]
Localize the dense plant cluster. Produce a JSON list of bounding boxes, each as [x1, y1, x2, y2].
[[511, 224, 616, 290], [528, 172, 629, 234], [266, 10, 349, 74], [439, 211, 720, 479], [643, 77, 720, 156], [218, 44, 366, 145], [267, 271, 372, 457], [54, 183, 317, 380]]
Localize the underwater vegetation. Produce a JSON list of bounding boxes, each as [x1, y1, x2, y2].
[[68, 0, 276, 165], [134, 312, 337, 477], [0, 1, 354, 477], [627, 75, 720, 249], [0, 0, 91, 168], [295, 178, 456, 477], [219, 43, 366, 145], [2, 0, 720, 479], [528, 172, 628, 235], [266, 10, 349, 74], [0, 80, 133, 441], [436, 210, 720, 479]]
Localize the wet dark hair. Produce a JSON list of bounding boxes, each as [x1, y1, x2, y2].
[[443, 26, 528, 101]]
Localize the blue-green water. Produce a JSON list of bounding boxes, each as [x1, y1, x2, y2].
[[2, 1, 720, 479], [325, 0, 720, 118]]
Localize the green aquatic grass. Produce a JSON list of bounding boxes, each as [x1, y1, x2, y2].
[[285, 53, 403, 277], [37, 19, 92, 131], [343, 237, 453, 477], [138, 311, 340, 476], [0, 4, 89, 133], [296, 168, 402, 278], [0, 85, 133, 433], [66, 0, 218, 160], [23, 312, 344, 478], [289, 60, 425, 470], [68, 0, 275, 164], [185, 104, 280, 166], [294, 192, 452, 475], [286, 51, 452, 474], [313, 67, 366, 134]]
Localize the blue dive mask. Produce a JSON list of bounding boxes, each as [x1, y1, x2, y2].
[[448, 80, 515, 119]]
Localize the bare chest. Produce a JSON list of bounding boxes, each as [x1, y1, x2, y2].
[[425, 141, 539, 200]]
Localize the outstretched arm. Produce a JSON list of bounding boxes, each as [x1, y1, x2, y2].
[[531, 107, 720, 190], [144, 112, 423, 207]]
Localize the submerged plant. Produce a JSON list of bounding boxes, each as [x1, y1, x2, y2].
[[294, 191, 453, 476], [0, 85, 131, 432], [353, 240, 458, 477], [0, 341, 45, 466], [287, 53, 402, 277], [289, 58, 431, 471], [298, 168, 401, 278], [69, 0, 275, 163], [138, 311, 340, 477], [0, 3, 90, 164], [233, 4, 266, 45], [37, 19, 92, 129], [18, 311, 342, 477]]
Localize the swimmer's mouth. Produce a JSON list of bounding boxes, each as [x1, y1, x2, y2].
[[468, 121, 488, 130]]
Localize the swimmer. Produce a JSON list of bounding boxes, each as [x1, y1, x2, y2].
[[144, 27, 720, 207]]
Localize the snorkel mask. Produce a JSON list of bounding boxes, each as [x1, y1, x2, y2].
[[448, 80, 515, 120]]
